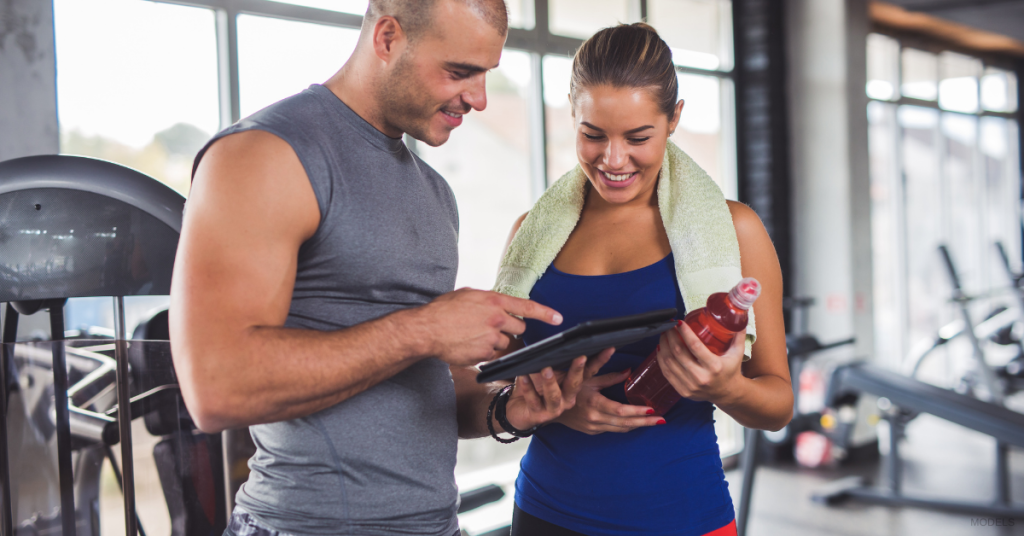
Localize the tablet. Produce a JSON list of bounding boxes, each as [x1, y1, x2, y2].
[[475, 308, 678, 383]]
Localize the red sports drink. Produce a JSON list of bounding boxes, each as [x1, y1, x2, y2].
[[624, 278, 761, 415]]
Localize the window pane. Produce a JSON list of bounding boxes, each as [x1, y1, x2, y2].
[[415, 50, 535, 291], [901, 48, 938, 101], [672, 73, 737, 199], [866, 33, 899, 101], [981, 67, 1018, 113], [938, 51, 980, 113], [867, 101, 903, 365], [549, 0, 632, 39], [54, 0, 219, 197], [507, 0, 536, 29], [266, 0, 368, 15], [648, 0, 733, 71], [897, 105, 948, 372], [980, 117, 1022, 285], [543, 55, 577, 184], [238, 15, 361, 118]]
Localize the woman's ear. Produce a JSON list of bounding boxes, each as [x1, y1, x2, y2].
[[668, 99, 685, 134]]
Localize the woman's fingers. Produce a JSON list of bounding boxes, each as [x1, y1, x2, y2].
[[584, 348, 615, 379], [588, 394, 662, 430], [588, 368, 632, 389]]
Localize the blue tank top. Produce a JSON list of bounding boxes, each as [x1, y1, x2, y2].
[[515, 253, 735, 535]]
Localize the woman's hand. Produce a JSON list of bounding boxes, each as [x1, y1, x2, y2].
[[554, 352, 664, 435], [503, 348, 616, 431], [657, 321, 745, 404]]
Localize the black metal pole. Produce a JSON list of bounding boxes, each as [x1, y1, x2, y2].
[[113, 296, 138, 536], [0, 305, 17, 536], [736, 427, 761, 536], [995, 440, 1011, 506], [49, 303, 77, 536], [102, 445, 147, 536]]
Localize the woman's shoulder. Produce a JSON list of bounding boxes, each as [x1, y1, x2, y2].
[[502, 211, 530, 256], [726, 200, 766, 239]]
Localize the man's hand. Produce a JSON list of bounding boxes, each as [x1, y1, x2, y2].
[[405, 288, 563, 367], [554, 351, 663, 435], [656, 322, 745, 404], [502, 348, 612, 431]]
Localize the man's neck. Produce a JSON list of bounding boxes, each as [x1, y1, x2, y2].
[[324, 56, 404, 139]]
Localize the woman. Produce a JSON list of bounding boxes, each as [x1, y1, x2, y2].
[[490, 23, 792, 536]]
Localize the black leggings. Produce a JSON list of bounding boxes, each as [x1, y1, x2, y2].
[[510, 504, 588, 536]]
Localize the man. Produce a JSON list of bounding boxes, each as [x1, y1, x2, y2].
[[170, 1, 607, 535]]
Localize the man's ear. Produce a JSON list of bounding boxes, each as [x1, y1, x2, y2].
[[372, 15, 407, 64]]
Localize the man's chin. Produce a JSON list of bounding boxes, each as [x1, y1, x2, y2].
[[408, 128, 453, 148]]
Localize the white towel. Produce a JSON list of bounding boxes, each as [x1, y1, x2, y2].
[[494, 140, 755, 358]]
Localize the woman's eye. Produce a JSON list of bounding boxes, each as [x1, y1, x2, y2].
[[629, 137, 652, 143], [582, 133, 604, 140]]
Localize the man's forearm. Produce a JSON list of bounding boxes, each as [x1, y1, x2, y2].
[[175, 307, 428, 433]]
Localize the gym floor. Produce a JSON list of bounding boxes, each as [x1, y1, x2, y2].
[[729, 413, 1024, 536]]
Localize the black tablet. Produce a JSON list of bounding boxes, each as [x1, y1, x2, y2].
[[475, 308, 678, 383]]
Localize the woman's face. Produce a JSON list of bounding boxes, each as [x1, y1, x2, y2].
[[573, 85, 682, 206]]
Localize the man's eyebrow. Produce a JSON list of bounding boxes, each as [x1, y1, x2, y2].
[[444, 61, 496, 73], [581, 122, 655, 135]]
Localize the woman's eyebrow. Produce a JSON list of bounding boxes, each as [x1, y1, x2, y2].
[[580, 122, 655, 134]]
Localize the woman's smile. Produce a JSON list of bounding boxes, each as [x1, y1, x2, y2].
[[596, 169, 639, 188]]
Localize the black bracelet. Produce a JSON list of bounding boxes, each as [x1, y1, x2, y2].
[[486, 385, 519, 443], [495, 384, 539, 438]]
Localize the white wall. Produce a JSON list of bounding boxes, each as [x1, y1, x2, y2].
[[786, 0, 875, 358], [0, 0, 59, 161]]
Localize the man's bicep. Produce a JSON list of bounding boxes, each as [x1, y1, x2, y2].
[[172, 131, 321, 341]]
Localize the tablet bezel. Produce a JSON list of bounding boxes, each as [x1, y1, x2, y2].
[[475, 308, 678, 383]]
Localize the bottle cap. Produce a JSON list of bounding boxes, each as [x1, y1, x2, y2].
[[728, 277, 761, 310]]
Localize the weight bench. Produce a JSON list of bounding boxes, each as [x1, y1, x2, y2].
[[814, 362, 1024, 517]]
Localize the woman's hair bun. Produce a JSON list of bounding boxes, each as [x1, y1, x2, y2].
[[570, 22, 678, 117]]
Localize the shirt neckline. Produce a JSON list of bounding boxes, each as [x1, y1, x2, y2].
[[549, 253, 674, 278], [309, 84, 406, 154]]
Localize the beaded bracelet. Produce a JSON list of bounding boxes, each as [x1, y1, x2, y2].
[[490, 383, 541, 443], [486, 384, 519, 443]]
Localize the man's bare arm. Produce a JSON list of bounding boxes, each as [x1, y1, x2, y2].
[[170, 131, 561, 433]]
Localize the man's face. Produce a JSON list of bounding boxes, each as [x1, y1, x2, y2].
[[378, 1, 505, 147]]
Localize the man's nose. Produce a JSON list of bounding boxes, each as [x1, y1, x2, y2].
[[463, 75, 488, 112]]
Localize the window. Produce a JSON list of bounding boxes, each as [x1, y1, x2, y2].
[[54, 0, 220, 197], [237, 15, 360, 117], [866, 33, 1022, 377]]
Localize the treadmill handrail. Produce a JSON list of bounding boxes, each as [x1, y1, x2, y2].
[[827, 363, 1024, 448]]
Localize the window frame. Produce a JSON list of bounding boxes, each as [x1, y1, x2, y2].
[[154, 0, 736, 200]]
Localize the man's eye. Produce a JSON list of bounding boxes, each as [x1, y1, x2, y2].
[[582, 133, 604, 140], [452, 71, 470, 80]]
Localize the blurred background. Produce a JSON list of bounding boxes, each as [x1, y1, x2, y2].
[[1, 0, 1023, 535]]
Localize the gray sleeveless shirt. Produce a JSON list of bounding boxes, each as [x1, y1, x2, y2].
[[193, 85, 460, 535]]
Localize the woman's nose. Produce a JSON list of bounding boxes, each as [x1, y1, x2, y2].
[[603, 140, 628, 169]]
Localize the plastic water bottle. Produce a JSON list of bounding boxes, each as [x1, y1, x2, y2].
[[624, 278, 761, 416]]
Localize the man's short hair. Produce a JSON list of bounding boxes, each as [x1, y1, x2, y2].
[[366, 0, 509, 39]]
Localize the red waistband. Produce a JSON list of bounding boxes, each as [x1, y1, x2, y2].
[[703, 519, 737, 536]]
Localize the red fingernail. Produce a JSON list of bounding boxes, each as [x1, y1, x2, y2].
[[656, 419, 666, 425], [646, 409, 655, 415]]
